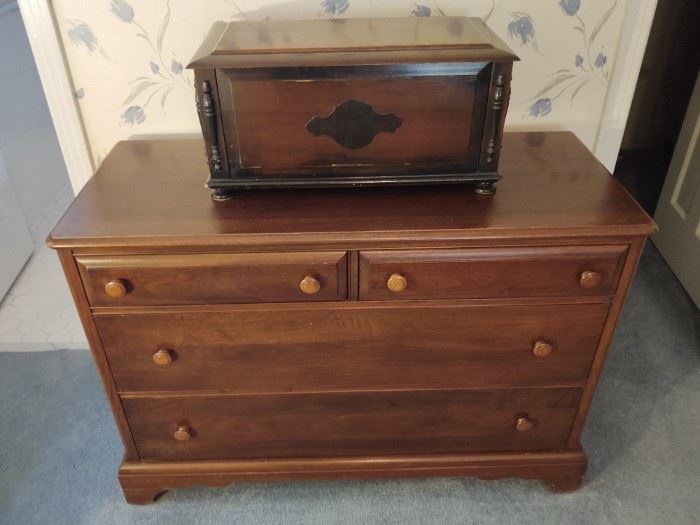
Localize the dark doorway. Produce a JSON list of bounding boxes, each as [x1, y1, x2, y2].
[[613, 0, 700, 214]]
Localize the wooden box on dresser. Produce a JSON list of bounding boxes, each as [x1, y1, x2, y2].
[[48, 132, 655, 504]]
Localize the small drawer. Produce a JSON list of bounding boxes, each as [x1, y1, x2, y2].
[[359, 245, 627, 301], [76, 251, 348, 306], [123, 387, 582, 461], [97, 303, 608, 393]]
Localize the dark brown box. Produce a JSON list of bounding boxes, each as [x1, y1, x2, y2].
[[187, 17, 518, 199]]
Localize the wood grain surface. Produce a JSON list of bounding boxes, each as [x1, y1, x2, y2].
[[122, 387, 582, 461], [359, 245, 627, 300], [47, 133, 655, 251], [97, 302, 607, 393], [76, 252, 348, 306]]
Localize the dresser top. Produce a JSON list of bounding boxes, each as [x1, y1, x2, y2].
[[48, 132, 655, 250]]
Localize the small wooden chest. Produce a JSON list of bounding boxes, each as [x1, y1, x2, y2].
[[187, 17, 517, 199]]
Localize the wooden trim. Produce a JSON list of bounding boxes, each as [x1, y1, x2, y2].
[[566, 238, 646, 447], [47, 226, 658, 251], [119, 448, 587, 503], [56, 249, 139, 460], [118, 382, 589, 399], [74, 251, 348, 269], [593, 0, 659, 171], [89, 295, 614, 317], [17, 0, 95, 192], [479, 62, 512, 171], [348, 250, 359, 301], [64, 235, 653, 256]]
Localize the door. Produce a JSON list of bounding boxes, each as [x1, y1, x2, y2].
[[653, 72, 700, 308], [0, 149, 33, 299]]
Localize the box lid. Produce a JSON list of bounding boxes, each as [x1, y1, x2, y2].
[[187, 17, 518, 69]]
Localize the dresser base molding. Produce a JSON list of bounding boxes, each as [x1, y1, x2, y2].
[[118, 448, 588, 504]]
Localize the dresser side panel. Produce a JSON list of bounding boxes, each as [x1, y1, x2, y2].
[[56, 249, 140, 460], [566, 237, 647, 448]]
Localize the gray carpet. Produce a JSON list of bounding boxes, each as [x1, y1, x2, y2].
[[1, 243, 698, 525]]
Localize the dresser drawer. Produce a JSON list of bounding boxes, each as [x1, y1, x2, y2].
[[97, 303, 607, 393], [359, 245, 627, 300], [123, 387, 582, 460], [76, 252, 348, 306]]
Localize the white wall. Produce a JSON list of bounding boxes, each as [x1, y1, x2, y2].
[[0, 3, 72, 236], [51, 0, 634, 169]]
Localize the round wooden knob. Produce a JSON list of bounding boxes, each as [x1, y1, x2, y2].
[[104, 279, 127, 298], [532, 341, 553, 358], [173, 425, 192, 442], [579, 271, 602, 289], [515, 416, 534, 432], [299, 275, 321, 295], [387, 273, 408, 293], [152, 349, 173, 366]]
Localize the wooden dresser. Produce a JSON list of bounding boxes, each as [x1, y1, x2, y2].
[[48, 132, 655, 504]]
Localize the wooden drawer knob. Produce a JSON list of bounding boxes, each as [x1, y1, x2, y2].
[[579, 270, 602, 289], [515, 416, 534, 432], [152, 349, 173, 366], [299, 275, 321, 295], [532, 341, 553, 357], [173, 425, 192, 442], [387, 273, 408, 293], [104, 279, 128, 298]]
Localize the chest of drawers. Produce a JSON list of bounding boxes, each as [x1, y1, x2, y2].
[[49, 132, 655, 504]]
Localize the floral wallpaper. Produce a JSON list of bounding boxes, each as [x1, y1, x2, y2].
[[53, 0, 628, 165]]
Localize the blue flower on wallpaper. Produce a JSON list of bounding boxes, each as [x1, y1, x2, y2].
[[109, 0, 193, 121], [411, 3, 446, 17], [171, 59, 183, 75], [67, 22, 99, 52], [526, 0, 617, 117], [559, 0, 581, 16], [508, 15, 534, 45], [321, 0, 349, 16], [66, 20, 112, 60], [121, 106, 145, 125], [594, 52, 607, 68], [528, 98, 552, 118], [110, 0, 134, 23], [412, 5, 432, 17], [507, 13, 540, 53]]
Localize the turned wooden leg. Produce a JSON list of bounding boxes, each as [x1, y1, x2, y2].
[[474, 181, 497, 195], [121, 486, 167, 505], [210, 188, 234, 201]]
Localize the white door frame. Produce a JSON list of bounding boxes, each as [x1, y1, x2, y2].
[[18, 0, 656, 192], [17, 0, 94, 193], [593, 0, 659, 172]]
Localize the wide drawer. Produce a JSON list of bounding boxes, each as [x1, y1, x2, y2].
[[97, 303, 608, 393], [123, 387, 582, 460], [359, 245, 627, 300], [76, 252, 348, 306]]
